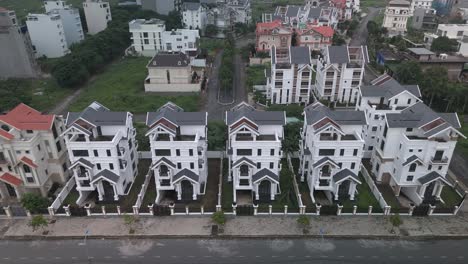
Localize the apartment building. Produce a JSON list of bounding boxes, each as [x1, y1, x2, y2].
[[0, 104, 68, 201], [225, 102, 285, 202], [410, 0, 434, 13], [141, 0, 182, 15], [266, 46, 313, 105], [146, 102, 207, 202], [314, 45, 369, 103], [0, 8, 37, 78], [129, 18, 199, 56], [43, 1, 84, 46], [83, 0, 112, 35], [382, 0, 411, 37], [299, 102, 366, 202], [181, 1, 207, 30], [267, 3, 340, 28], [144, 52, 204, 92], [63, 102, 138, 203], [26, 13, 70, 58], [411, 8, 437, 30]]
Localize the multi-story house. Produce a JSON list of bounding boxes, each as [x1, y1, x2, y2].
[[410, 0, 434, 13], [26, 13, 70, 58], [182, 1, 207, 31], [411, 8, 437, 30], [0, 8, 37, 78], [255, 20, 292, 52], [225, 0, 252, 25], [63, 102, 138, 203], [299, 102, 366, 202], [43, 1, 84, 46], [0, 104, 69, 201], [225, 102, 285, 202], [357, 74, 422, 158], [144, 51, 204, 92], [314, 45, 369, 103], [146, 102, 207, 202], [141, 0, 182, 15], [268, 4, 339, 29], [297, 25, 334, 50], [83, 0, 112, 35], [266, 46, 313, 104], [129, 18, 199, 56], [382, 0, 411, 37]]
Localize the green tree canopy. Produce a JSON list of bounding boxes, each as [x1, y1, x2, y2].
[[207, 121, 227, 151], [395, 61, 422, 85], [419, 66, 448, 107], [282, 122, 303, 154], [430, 36, 458, 53], [165, 10, 183, 31], [205, 25, 219, 37], [20, 193, 50, 214]]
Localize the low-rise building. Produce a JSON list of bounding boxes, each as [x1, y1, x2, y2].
[[411, 8, 437, 30], [269, 4, 339, 29], [266, 46, 313, 104], [314, 45, 369, 103], [144, 52, 203, 92], [63, 102, 138, 203], [382, 0, 411, 37], [297, 25, 334, 50], [299, 102, 366, 202], [0, 104, 69, 201], [141, 0, 182, 15], [0, 8, 37, 78], [225, 102, 285, 202], [146, 102, 207, 202], [255, 20, 292, 52], [161, 29, 199, 56], [83, 0, 112, 35]]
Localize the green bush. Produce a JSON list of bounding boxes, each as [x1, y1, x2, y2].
[[208, 121, 227, 151], [212, 211, 226, 225], [297, 215, 310, 227], [29, 215, 48, 232], [20, 193, 50, 214]]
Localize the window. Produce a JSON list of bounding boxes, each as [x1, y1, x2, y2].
[[97, 163, 101, 170], [406, 128, 413, 132], [257, 162, 261, 169], [37, 144, 41, 151], [399, 144, 402, 150], [374, 114, 379, 120], [383, 125, 388, 138], [270, 149, 275, 156], [270, 162, 274, 169], [106, 150, 111, 157], [409, 163, 417, 172], [109, 163, 114, 170], [380, 140, 385, 151], [353, 149, 358, 156], [338, 163, 342, 168], [428, 165, 432, 170], [23, 164, 31, 173], [72, 150, 89, 157], [237, 149, 252, 156], [394, 99, 399, 105], [409, 149, 413, 153], [177, 163, 182, 169], [351, 163, 356, 170], [190, 163, 194, 169], [257, 149, 262, 156], [94, 150, 98, 157], [371, 126, 377, 132], [189, 149, 193, 156], [407, 98, 411, 105], [375, 163, 380, 173], [176, 149, 180, 156], [155, 149, 171, 156], [406, 175, 414, 181], [438, 166, 443, 170], [340, 149, 344, 156], [318, 149, 335, 156], [368, 146, 374, 150], [26, 130, 33, 134]]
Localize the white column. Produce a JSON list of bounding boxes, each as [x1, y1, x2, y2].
[[435, 183, 443, 199], [228, 157, 232, 181], [176, 183, 182, 200], [192, 183, 197, 200], [349, 182, 357, 200], [419, 184, 427, 198], [97, 182, 104, 201], [254, 183, 259, 200], [270, 182, 275, 200], [334, 183, 340, 200], [113, 184, 118, 201]]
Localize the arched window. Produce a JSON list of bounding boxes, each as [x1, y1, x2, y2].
[[23, 164, 31, 173], [1, 125, 9, 131], [409, 163, 417, 172], [240, 164, 249, 176]]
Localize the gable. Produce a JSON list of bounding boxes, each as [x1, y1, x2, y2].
[[313, 117, 341, 130], [230, 117, 259, 131]]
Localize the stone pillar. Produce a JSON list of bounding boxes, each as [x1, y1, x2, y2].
[[301, 205, 306, 215], [216, 205, 221, 212], [270, 183, 275, 200], [334, 183, 340, 200], [253, 204, 258, 216], [169, 204, 175, 215], [232, 203, 237, 216], [284, 205, 288, 215], [352, 205, 357, 215], [112, 185, 119, 201], [85, 204, 91, 216], [201, 205, 205, 215], [97, 182, 104, 201], [227, 158, 232, 182], [419, 185, 427, 198], [176, 184, 182, 200], [48, 207, 55, 217], [101, 206, 106, 215], [148, 204, 154, 216], [268, 205, 272, 215], [349, 182, 357, 200], [428, 204, 436, 216], [3, 206, 12, 218], [132, 206, 139, 216], [368, 205, 373, 216], [384, 205, 391, 215], [408, 204, 415, 216], [316, 204, 322, 215], [117, 206, 121, 215], [64, 205, 71, 217], [337, 205, 343, 216], [185, 205, 189, 215], [192, 183, 197, 200]]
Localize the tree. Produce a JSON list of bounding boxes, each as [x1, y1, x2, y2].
[[165, 10, 183, 31], [367, 21, 381, 36], [395, 61, 422, 85], [332, 33, 346, 45], [431, 36, 458, 53], [29, 215, 48, 232], [20, 193, 50, 214], [282, 122, 302, 154], [291, 29, 298, 46], [389, 214, 402, 233], [419, 66, 448, 107], [0, 80, 32, 112], [205, 25, 219, 37], [207, 121, 227, 150], [212, 211, 226, 225]]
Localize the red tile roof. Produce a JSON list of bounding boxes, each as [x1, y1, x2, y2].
[[0, 103, 54, 131], [312, 26, 334, 37], [256, 20, 283, 33], [0, 172, 22, 187], [0, 129, 14, 140], [19, 156, 38, 169]]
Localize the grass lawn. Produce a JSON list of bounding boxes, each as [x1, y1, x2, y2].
[[221, 159, 233, 212], [456, 115, 468, 159], [61, 188, 80, 207], [134, 122, 150, 151], [246, 65, 267, 92], [440, 186, 464, 208], [339, 175, 382, 213], [361, 0, 387, 8], [68, 57, 200, 113]]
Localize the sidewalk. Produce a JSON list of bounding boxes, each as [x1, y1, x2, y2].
[[2, 214, 468, 240]]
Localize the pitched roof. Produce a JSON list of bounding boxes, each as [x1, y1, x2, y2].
[[327, 46, 349, 64], [313, 157, 339, 168], [173, 168, 199, 183], [19, 156, 38, 168], [147, 52, 190, 68], [361, 74, 421, 98], [308, 26, 334, 37], [402, 155, 423, 167], [290, 46, 311, 64], [147, 103, 206, 127], [152, 157, 176, 169], [70, 158, 94, 169], [0, 172, 22, 187], [183, 2, 201, 11], [66, 102, 128, 127], [304, 102, 366, 126], [232, 157, 256, 168], [418, 171, 450, 185], [252, 168, 279, 183], [0, 129, 14, 140], [91, 169, 120, 184], [226, 102, 285, 126], [0, 103, 54, 131], [333, 169, 361, 183]]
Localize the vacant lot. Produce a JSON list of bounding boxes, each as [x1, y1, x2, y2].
[[68, 57, 200, 113]]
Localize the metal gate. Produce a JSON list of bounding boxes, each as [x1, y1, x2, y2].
[[237, 205, 253, 216], [154, 205, 170, 216], [412, 204, 430, 216], [69, 206, 87, 217]]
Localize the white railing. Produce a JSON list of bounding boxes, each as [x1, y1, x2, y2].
[[133, 168, 153, 209], [49, 178, 76, 211], [287, 154, 304, 208], [361, 165, 388, 209]]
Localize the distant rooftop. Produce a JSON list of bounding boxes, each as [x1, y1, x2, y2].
[[407, 48, 435, 56]]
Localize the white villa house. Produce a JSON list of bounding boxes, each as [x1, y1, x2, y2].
[[225, 102, 286, 203], [357, 75, 465, 205], [266, 46, 313, 105], [63, 102, 138, 203], [382, 0, 411, 37], [299, 102, 367, 203], [145, 102, 208, 203], [0, 104, 69, 200], [314, 45, 369, 104]]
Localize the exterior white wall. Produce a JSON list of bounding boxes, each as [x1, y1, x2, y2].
[[436, 24, 468, 40], [182, 6, 207, 30], [144, 66, 201, 92], [26, 13, 70, 58], [53, 8, 84, 46], [83, 0, 112, 35], [410, 0, 434, 13], [161, 29, 199, 53], [382, 2, 411, 36]]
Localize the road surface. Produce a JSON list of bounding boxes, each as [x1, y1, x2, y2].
[[0, 238, 467, 263]]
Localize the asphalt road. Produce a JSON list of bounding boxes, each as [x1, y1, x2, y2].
[[0, 238, 467, 263]]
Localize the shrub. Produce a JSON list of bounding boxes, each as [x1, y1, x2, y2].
[[212, 211, 226, 225], [390, 213, 402, 229], [20, 193, 50, 214], [297, 215, 310, 227], [29, 215, 48, 232]]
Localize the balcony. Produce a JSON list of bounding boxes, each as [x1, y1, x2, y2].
[[367, 101, 407, 111], [239, 179, 250, 186], [155, 134, 197, 141], [431, 156, 449, 164], [75, 135, 115, 142], [235, 134, 276, 141], [160, 179, 171, 186], [319, 134, 357, 141]]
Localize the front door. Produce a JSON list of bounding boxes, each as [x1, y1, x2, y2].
[[258, 180, 271, 201], [181, 180, 193, 201], [5, 183, 16, 197], [424, 181, 436, 202], [338, 180, 350, 200], [102, 181, 115, 201]]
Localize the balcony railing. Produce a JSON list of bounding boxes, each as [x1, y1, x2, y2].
[[239, 179, 250, 186], [318, 179, 330, 187], [160, 179, 171, 186], [431, 156, 449, 164]]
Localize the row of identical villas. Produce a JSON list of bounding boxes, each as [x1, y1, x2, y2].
[[0, 75, 464, 205]]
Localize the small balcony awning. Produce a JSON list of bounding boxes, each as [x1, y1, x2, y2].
[[70, 158, 94, 170], [0, 172, 23, 187], [151, 157, 176, 169], [173, 169, 199, 184], [91, 169, 119, 185], [252, 169, 279, 184], [418, 171, 451, 186], [333, 169, 361, 184], [18, 156, 38, 169]]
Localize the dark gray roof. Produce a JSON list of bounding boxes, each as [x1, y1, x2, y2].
[[152, 157, 176, 168], [226, 103, 285, 126], [313, 157, 339, 168], [304, 102, 366, 126], [252, 168, 279, 183], [173, 168, 199, 183], [333, 169, 361, 183], [304, 148, 311, 155], [308, 7, 322, 19], [70, 158, 94, 169], [402, 155, 423, 167], [183, 2, 201, 11], [148, 52, 190, 68], [147, 103, 206, 127], [92, 169, 120, 184], [418, 171, 450, 185], [362, 75, 421, 99], [327, 46, 349, 64], [290, 46, 311, 64], [66, 103, 128, 127], [285, 5, 300, 18], [232, 157, 256, 168]]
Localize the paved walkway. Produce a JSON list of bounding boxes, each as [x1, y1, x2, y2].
[[2, 214, 468, 239]]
